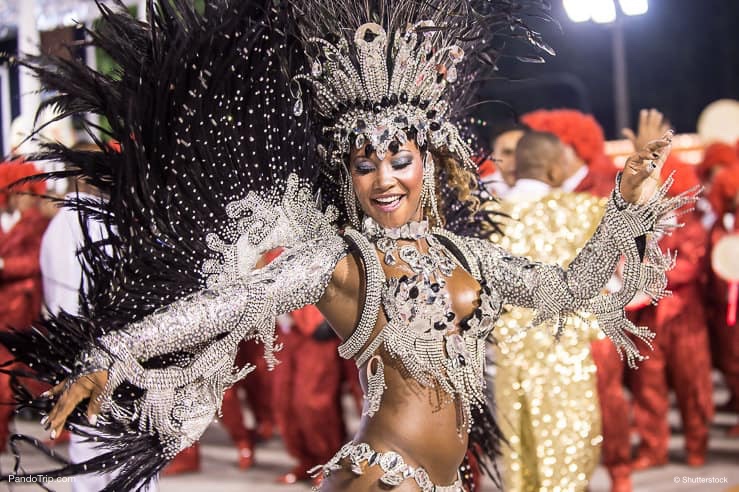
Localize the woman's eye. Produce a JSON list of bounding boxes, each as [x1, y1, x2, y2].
[[392, 160, 412, 169], [354, 162, 375, 174]]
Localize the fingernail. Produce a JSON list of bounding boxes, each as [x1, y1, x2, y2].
[[88, 414, 98, 426], [40, 416, 48, 426], [40, 391, 51, 398], [50, 430, 57, 440]]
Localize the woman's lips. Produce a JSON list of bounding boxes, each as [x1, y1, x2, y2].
[[371, 195, 404, 213]]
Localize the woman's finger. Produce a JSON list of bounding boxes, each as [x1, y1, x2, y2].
[[642, 138, 670, 154], [86, 383, 106, 425], [41, 379, 67, 399], [627, 148, 657, 168], [47, 382, 91, 437]]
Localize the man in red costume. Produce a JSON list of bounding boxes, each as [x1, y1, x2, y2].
[[706, 164, 739, 436], [273, 304, 347, 485], [698, 142, 738, 186], [521, 108, 631, 492], [626, 157, 714, 468], [696, 142, 739, 231], [0, 161, 49, 451]]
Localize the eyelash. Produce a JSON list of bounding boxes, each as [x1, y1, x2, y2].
[[354, 160, 412, 175]]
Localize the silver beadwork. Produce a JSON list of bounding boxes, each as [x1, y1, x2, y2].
[[421, 152, 441, 224], [310, 441, 464, 492], [337, 229, 385, 360], [293, 21, 474, 172]]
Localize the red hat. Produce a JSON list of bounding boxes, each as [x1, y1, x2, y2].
[[708, 165, 739, 217], [521, 109, 606, 167], [661, 154, 700, 197], [0, 160, 45, 196], [699, 142, 738, 180]]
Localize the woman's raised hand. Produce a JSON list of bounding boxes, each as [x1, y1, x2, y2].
[[41, 371, 108, 439], [619, 130, 673, 204]]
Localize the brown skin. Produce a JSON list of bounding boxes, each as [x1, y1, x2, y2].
[[515, 136, 567, 188], [561, 144, 585, 181], [622, 108, 670, 153], [491, 129, 525, 187], [43, 136, 671, 486], [7, 193, 38, 214], [548, 142, 567, 187]]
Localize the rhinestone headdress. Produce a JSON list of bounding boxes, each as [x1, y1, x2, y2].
[[294, 21, 473, 169], [291, 1, 554, 177]]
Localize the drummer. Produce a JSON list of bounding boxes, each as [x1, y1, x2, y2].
[[707, 164, 739, 436]]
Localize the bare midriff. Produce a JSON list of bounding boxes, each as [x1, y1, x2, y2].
[[319, 240, 481, 491]]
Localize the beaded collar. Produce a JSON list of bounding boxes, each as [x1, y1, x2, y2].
[[361, 217, 430, 241]]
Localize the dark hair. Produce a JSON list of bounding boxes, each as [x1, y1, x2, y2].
[[514, 131, 562, 180], [489, 121, 531, 149]]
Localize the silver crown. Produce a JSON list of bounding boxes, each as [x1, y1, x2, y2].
[[293, 21, 474, 171]]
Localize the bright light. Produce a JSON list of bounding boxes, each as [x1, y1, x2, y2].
[[563, 0, 591, 23], [619, 0, 649, 16], [591, 0, 617, 23]]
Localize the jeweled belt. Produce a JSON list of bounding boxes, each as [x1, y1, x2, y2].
[[310, 441, 464, 492]]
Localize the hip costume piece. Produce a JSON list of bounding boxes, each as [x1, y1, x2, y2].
[[0, 1, 696, 491]]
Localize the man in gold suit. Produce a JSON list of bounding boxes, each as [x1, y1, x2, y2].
[[485, 131, 606, 491]]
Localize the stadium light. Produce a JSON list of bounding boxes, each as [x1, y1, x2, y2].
[[591, 0, 617, 24], [619, 0, 649, 16], [563, 0, 591, 23], [561, 0, 649, 132]]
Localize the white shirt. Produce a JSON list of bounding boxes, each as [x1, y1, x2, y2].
[[696, 197, 718, 231], [561, 165, 589, 192], [39, 193, 134, 492], [504, 178, 552, 203], [0, 210, 21, 234], [481, 170, 511, 198], [39, 193, 106, 316]]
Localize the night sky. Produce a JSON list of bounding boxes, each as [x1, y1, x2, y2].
[[2, 0, 738, 151], [475, 0, 739, 143]]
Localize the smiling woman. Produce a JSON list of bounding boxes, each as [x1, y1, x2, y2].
[[0, 1, 698, 491], [350, 142, 424, 228]]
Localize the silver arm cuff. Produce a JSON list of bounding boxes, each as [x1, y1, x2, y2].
[[466, 173, 698, 368], [77, 234, 346, 457]]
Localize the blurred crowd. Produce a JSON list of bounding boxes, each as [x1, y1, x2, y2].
[[478, 107, 739, 492], [0, 105, 738, 492]]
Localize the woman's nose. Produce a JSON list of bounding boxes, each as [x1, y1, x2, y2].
[[374, 162, 395, 189]]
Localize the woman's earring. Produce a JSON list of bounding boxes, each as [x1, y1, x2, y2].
[[343, 174, 361, 228], [422, 153, 440, 224]]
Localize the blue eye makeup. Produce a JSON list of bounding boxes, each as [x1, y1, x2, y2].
[[391, 158, 412, 169], [391, 152, 413, 169], [353, 160, 376, 174]]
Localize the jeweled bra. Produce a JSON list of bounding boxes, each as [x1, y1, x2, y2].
[[351, 218, 501, 432]]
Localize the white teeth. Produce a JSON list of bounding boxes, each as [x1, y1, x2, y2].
[[375, 196, 401, 204]]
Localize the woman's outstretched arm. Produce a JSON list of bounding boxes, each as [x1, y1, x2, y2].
[[44, 234, 348, 452], [463, 133, 698, 367]]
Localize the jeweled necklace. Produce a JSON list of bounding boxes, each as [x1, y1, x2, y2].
[[361, 217, 456, 284], [361, 217, 430, 241]]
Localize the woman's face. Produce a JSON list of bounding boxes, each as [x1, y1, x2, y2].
[[350, 139, 424, 228]]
